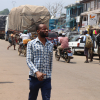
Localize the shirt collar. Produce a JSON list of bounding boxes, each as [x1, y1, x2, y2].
[[35, 37, 51, 45]]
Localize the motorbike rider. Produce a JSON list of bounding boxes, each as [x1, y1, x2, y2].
[[57, 32, 69, 56], [18, 30, 30, 51]]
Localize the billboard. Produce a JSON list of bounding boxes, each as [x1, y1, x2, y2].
[[88, 14, 97, 26]]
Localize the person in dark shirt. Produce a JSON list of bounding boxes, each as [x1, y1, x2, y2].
[[97, 30, 100, 64]]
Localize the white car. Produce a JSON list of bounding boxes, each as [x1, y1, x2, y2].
[[68, 35, 85, 55]]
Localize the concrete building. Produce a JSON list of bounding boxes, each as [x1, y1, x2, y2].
[[65, 2, 83, 30], [80, 0, 100, 32]]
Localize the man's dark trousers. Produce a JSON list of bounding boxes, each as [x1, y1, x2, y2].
[[28, 76, 51, 100]]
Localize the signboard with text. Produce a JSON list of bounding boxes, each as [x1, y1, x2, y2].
[[88, 14, 97, 26]]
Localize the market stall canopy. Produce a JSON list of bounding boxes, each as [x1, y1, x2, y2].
[[8, 5, 50, 32]]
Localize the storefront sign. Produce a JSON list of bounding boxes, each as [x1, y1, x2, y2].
[[88, 14, 97, 26]]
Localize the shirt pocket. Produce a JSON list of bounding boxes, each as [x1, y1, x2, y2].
[[33, 46, 43, 57]]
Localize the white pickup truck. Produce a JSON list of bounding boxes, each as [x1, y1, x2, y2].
[[68, 35, 85, 55], [69, 34, 98, 55]]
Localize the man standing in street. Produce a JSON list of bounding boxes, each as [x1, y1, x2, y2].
[[83, 30, 93, 63], [26, 24, 53, 100], [96, 30, 100, 64]]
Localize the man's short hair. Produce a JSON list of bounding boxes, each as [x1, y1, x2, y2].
[[36, 23, 44, 31]]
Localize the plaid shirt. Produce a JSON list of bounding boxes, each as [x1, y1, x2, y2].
[[26, 37, 53, 79]]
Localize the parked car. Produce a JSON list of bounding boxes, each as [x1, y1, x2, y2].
[[46, 32, 58, 50], [68, 35, 85, 55], [65, 31, 80, 41]]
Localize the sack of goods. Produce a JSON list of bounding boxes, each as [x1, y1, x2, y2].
[[85, 36, 93, 48], [23, 39, 31, 44]]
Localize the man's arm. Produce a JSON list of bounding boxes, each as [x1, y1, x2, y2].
[[83, 36, 86, 41], [49, 44, 53, 72], [26, 41, 38, 73]]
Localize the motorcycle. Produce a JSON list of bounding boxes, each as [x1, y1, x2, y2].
[[55, 47, 73, 63], [18, 43, 27, 57], [18, 39, 31, 57]]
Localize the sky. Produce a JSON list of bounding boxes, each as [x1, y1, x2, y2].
[[0, 0, 77, 13]]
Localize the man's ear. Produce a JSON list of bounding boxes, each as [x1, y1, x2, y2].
[[37, 30, 40, 33]]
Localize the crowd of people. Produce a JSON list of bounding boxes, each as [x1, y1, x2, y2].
[[7, 30, 32, 50], [82, 29, 100, 64]]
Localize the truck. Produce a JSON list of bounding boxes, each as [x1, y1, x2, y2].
[[5, 5, 50, 40], [0, 15, 7, 39]]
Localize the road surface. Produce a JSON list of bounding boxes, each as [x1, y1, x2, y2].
[[0, 39, 100, 100]]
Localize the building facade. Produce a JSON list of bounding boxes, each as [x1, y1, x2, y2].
[[80, 0, 100, 31], [65, 2, 83, 30]]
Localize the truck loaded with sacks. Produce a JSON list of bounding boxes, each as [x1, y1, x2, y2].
[[5, 5, 50, 40]]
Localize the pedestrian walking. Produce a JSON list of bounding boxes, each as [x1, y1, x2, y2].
[[96, 30, 100, 64], [83, 30, 93, 63], [7, 31, 16, 50], [26, 24, 53, 100], [89, 30, 95, 62]]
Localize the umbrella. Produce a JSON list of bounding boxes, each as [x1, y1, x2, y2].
[[93, 30, 97, 35]]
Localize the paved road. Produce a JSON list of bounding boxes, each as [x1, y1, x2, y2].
[[0, 39, 100, 100]]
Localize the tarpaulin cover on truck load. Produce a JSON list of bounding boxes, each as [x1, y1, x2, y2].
[[8, 5, 50, 32]]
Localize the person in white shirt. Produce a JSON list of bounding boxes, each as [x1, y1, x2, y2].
[[19, 31, 23, 36], [18, 30, 30, 51], [27, 30, 32, 39]]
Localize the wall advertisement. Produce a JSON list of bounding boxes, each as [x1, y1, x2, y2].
[[88, 14, 97, 26]]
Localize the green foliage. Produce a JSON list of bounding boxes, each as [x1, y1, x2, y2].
[[0, 9, 9, 15]]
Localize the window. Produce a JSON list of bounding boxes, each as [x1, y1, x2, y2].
[[84, 3, 87, 11], [98, 0, 100, 8], [67, 10, 69, 15], [87, 2, 90, 11], [84, 16, 87, 21], [91, 1, 94, 10], [95, 0, 97, 9]]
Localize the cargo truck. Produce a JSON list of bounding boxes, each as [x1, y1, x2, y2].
[[5, 5, 50, 40], [0, 15, 7, 39]]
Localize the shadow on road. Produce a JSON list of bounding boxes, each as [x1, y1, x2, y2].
[[0, 82, 14, 84], [69, 62, 77, 64], [93, 58, 99, 60], [59, 60, 77, 64], [92, 62, 99, 65]]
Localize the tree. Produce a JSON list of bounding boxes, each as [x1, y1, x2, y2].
[[0, 9, 9, 15], [46, 2, 64, 18]]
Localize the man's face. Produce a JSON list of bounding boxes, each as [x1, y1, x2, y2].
[[38, 24, 48, 38]]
